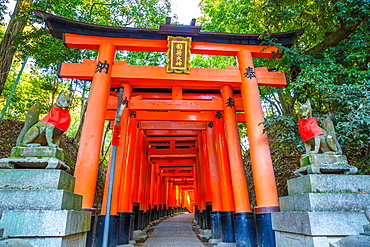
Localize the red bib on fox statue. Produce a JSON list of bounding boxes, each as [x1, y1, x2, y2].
[[40, 107, 71, 131], [298, 117, 324, 142]]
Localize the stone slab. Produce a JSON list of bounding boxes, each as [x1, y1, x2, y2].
[[10, 147, 64, 161], [217, 242, 236, 247], [0, 169, 75, 192], [300, 154, 349, 167], [0, 190, 82, 211], [330, 235, 370, 247], [0, 163, 11, 169], [0, 210, 91, 237], [0, 157, 70, 171], [275, 231, 343, 247], [271, 211, 368, 236], [20, 232, 87, 247], [280, 193, 370, 212], [0, 239, 34, 247], [287, 175, 370, 195]]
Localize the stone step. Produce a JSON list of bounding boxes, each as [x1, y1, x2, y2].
[[280, 192, 370, 212], [0, 169, 75, 192], [21, 232, 87, 247], [287, 175, 370, 195], [0, 210, 91, 237], [272, 211, 367, 236], [0, 190, 82, 211], [272, 211, 368, 247]]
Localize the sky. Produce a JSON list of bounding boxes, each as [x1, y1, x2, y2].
[[170, 0, 202, 25], [5, 0, 202, 25]]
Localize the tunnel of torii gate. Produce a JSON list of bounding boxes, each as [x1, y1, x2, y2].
[[36, 11, 303, 246]]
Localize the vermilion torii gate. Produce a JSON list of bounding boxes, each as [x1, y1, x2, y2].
[[36, 11, 303, 247]]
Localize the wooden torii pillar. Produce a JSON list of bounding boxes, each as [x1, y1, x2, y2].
[[36, 10, 303, 247]]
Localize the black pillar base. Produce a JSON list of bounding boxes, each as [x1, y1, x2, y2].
[[94, 214, 119, 247], [129, 212, 135, 240], [154, 205, 159, 220], [221, 211, 235, 243], [202, 210, 208, 229], [138, 210, 144, 230], [142, 211, 148, 229], [117, 212, 132, 245], [206, 204, 212, 230], [210, 211, 222, 239], [159, 204, 163, 218], [199, 210, 205, 229], [133, 204, 140, 230], [85, 214, 96, 247], [234, 212, 257, 247], [255, 213, 276, 247]]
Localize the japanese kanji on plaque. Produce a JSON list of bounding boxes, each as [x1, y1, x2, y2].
[[167, 36, 191, 73]]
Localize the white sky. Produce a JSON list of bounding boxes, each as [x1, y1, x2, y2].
[[170, 0, 202, 25]]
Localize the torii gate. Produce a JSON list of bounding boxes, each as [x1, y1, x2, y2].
[[36, 11, 303, 247]]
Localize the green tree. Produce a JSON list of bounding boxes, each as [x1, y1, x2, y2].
[[198, 0, 370, 197], [0, 0, 171, 97]]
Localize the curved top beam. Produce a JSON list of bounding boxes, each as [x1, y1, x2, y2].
[[35, 10, 303, 48]]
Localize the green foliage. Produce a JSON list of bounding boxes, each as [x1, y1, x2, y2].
[[0, 68, 64, 120], [199, 0, 370, 186]]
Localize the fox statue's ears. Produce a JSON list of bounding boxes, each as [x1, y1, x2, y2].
[[297, 100, 311, 108], [57, 90, 73, 99]]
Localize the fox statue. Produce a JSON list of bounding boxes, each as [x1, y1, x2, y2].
[[16, 90, 73, 148], [297, 100, 342, 155]]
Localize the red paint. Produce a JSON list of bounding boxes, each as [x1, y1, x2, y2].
[[40, 107, 71, 131], [298, 117, 324, 142]]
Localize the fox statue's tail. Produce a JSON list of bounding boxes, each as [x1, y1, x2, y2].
[[322, 116, 343, 154], [16, 103, 40, 146]]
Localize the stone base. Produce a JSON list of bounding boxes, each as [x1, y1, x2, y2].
[[0, 190, 82, 211], [0, 163, 11, 169], [0, 157, 70, 171], [0, 239, 34, 247], [0, 210, 91, 237], [275, 231, 343, 247], [271, 212, 367, 247], [132, 230, 148, 242], [287, 175, 370, 195], [279, 192, 370, 211], [330, 235, 370, 247], [295, 154, 357, 176], [272, 212, 368, 247], [20, 232, 87, 247], [217, 242, 236, 247], [272, 212, 367, 236], [209, 238, 222, 244], [0, 169, 75, 192], [10, 147, 64, 161]]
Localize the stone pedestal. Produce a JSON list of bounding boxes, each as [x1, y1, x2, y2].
[[0, 169, 91, 247], [272, 174, 370, 247], [0, 147, 69, 171], [295, 154, 357, 176]]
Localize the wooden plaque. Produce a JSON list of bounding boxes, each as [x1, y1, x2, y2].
[[167, 36, 192, 73]]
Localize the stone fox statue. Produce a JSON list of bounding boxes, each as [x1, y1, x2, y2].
[[16, 91, 73, 148], [297, 100, 342, 155]]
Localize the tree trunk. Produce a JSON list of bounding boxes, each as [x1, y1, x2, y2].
[[305, 21, 362, 55], [277, 91, 291, 115], [73, 99, 87, 144], [0, 0, 32, 96]]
